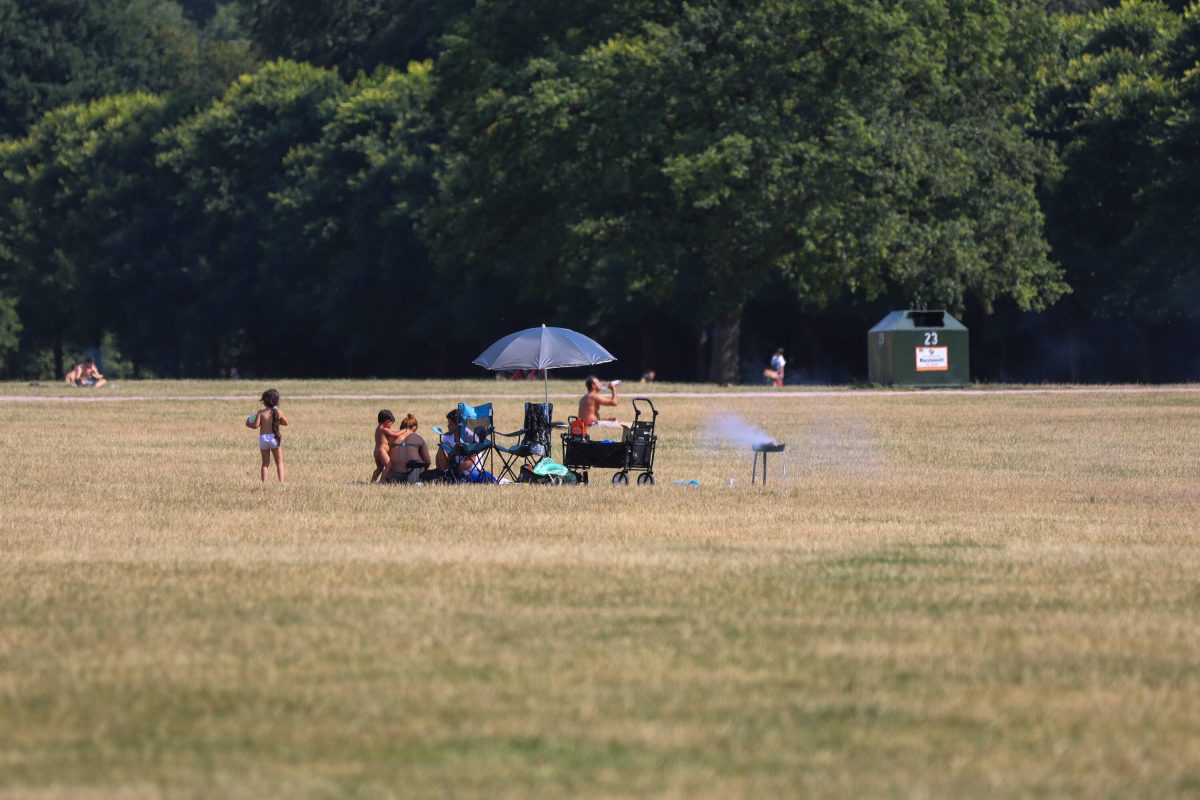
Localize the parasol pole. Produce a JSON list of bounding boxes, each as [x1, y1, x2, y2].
[[542, 323, 549, 404]]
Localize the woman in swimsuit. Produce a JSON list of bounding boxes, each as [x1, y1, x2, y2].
[[383, 414, 431, 483]]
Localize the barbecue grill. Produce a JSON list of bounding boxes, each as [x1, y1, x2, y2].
[[751, 441, 786, 486]]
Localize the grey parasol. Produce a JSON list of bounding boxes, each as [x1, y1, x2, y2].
[[473, 324, 617, 402]]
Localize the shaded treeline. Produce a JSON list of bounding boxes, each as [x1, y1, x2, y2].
[[0, 0, 1196, 382]]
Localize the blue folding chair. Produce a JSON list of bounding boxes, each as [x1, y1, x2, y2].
[[433, 403, 496, 483]]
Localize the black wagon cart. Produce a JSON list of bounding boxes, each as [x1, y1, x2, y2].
[[562, 397, 659, 485]]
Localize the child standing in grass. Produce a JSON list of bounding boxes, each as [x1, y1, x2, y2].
[[371, 409, 413, 483], [247, 388, 289, 482]]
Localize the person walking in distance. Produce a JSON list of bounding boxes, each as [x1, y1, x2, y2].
[[763, 348, 786, 387]]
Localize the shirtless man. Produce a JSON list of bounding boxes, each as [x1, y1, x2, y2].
[[577, 376, 620, 434], [65, 357, 106, 387]]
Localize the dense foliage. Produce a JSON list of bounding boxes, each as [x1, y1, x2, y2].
[[433, 0, 1066, 381], [0, 0, 1196, 381]]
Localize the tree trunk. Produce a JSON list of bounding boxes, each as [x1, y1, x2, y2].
[[53, 334, 63, 379], [1067, 335, 1082, 383], [209, 335, 220, 378], [694, 326, 709, 382], [640, 324, 652, 375], [708, 312, 742, 385], [1136, 327, 1152, 382]]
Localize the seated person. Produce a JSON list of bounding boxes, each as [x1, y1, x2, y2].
[[435, 408, 466, 472], [573, 376, 621, 436], [383, 414, 431, 483], [65, 357, 106, 387], [435, 408, 496, 483]]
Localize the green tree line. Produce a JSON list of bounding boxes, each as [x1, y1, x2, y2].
[[0, 0, 1196, 381]]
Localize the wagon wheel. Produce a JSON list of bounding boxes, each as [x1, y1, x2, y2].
[[612, 472, 630, 486], [636, 473, 654, 486]]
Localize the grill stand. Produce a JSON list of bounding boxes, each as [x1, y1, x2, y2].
[[751, 444, 787, 486]]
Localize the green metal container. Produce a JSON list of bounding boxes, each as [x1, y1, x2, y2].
[[867, 310, 969, 387]]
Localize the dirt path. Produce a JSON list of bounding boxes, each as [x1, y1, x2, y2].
[[3, 385, 1199, 403]]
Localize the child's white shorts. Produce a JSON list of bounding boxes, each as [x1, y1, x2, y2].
[[259, 434, 280, 450]]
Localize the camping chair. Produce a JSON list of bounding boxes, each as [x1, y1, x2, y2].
[[494, 402, 553, 482], [434, 402, 495, 482], [386, 457, 426, 483]]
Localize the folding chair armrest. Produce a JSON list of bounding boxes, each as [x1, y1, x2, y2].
[[496, 428, 526, 439]]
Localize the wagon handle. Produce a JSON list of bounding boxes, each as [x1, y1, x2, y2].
[[632, 397, 657, 422]]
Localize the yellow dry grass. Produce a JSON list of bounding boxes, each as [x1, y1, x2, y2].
[[2, 381, 1199, 799]]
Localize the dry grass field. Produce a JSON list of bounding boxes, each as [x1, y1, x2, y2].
[[2, 380, 1200, 799]]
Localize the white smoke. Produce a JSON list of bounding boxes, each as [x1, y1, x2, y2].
[[709, 413, 776, 449], [792, 413, 883, 475], [704, 407, 884, 485]]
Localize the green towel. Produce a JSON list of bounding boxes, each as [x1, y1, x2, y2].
[[532, 457, 570, 477]]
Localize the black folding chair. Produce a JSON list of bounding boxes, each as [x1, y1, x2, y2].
[[387, 458, 427, 484], [494, 402, 553, 482]]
